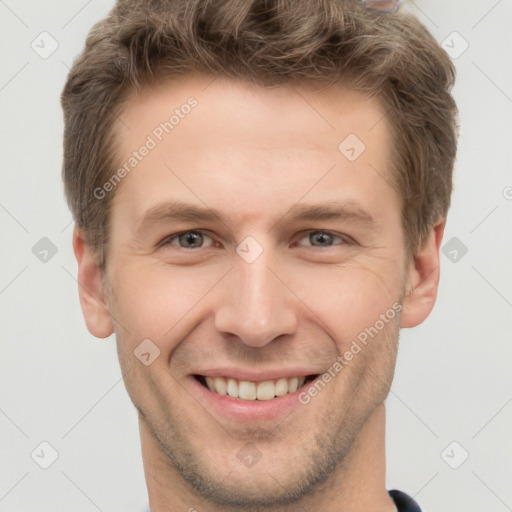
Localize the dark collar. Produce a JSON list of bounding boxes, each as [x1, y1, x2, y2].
[[389, 489, 422, 512]]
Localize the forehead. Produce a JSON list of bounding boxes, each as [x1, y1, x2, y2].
[[119, 75, 388, 150], [110, 74, 398, 231]]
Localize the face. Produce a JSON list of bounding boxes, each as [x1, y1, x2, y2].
[[77, 74, 437, 509]]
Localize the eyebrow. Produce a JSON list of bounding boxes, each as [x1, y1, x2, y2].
[[286, 201, 375, 226], [134, 199, 376, 237]]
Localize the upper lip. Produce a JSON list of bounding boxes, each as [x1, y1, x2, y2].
[[194, 368, 319, 382]]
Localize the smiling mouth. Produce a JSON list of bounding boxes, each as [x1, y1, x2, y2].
[[194, 374, 318, 401]]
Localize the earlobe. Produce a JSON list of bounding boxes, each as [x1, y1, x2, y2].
[[72, 226, 114, 339], [400, 222, 445, 328]]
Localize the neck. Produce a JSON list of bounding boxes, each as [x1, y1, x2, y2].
[[140, 402, 397, 512]]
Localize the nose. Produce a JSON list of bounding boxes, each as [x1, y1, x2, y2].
[[214, 242, 298, 348]]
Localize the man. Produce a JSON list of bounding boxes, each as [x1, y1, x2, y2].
[[61, 0, 458, 510]]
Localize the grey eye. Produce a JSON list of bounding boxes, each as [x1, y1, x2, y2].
[[178, 231, 204, 248], [309, 231, 336, 246]]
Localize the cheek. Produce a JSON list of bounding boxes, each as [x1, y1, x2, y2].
[[111, 262, 226, 344], [288, 261, 403, 345]]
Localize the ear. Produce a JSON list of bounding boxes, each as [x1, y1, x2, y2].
[[72, 225, 114, 338], [400, 221, 445, 328]]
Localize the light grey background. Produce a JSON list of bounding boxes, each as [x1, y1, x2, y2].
[[1, 1, 511, 511]]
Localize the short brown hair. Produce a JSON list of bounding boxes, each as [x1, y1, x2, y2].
[[61, 0, 458, 271]]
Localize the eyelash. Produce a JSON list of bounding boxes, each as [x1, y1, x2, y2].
[[159, 229, 355, 250]]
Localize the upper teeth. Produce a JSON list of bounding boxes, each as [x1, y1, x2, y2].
[[205, 376, 306, 400]]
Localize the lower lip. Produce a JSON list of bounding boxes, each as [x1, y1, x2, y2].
[[189, 376, 315, 423]]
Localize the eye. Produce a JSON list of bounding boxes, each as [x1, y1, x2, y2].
[[158, 229, 353, 252], [159, 230, 214, 249], [296, 230, 352, 248]]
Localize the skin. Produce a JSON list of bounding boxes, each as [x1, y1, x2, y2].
[[73, 74, 445, 512]]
